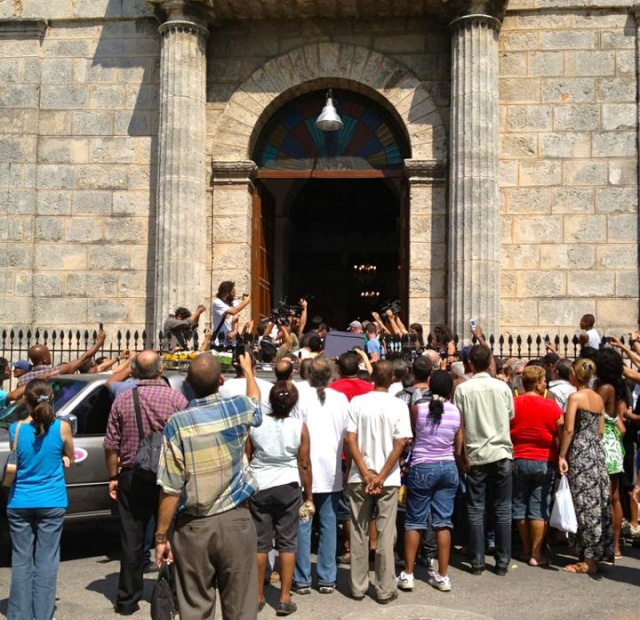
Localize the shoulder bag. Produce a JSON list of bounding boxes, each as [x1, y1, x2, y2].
[[132, 388, 164, 485]]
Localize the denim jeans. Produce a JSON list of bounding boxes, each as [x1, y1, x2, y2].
[[7, 507, 66, 620], [294, 492, 339, 587], [466, 458, 513, 569], [405, 462, 459, 530]]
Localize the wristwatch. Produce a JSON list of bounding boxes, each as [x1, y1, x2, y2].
[[155, 531, 168, 544]]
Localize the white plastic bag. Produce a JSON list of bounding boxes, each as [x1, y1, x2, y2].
[[549, 475, 578, 534]]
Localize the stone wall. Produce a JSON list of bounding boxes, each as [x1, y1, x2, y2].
[[499, 7, 638, 336], [0, 13, 159, 331]]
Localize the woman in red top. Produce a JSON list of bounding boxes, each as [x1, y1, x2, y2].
[[510, 365, 563, 566]]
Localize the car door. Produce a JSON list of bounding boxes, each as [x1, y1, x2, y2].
[[64, 384, 114, 518]]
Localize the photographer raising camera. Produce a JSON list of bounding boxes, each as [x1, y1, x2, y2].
[[211, 280, 251, 347]]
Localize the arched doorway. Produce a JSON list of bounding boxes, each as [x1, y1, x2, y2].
[[250, 89, 410, 328]]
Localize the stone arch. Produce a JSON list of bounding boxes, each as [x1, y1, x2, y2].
[[210, 42, 447, 163]]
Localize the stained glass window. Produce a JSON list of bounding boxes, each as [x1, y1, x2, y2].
[[253, 90, 409, 171]]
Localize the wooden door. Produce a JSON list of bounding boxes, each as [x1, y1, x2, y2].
[[251, 184, 275, 327]]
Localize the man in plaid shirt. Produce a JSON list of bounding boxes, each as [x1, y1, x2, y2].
[[104, 350, 188, 616], [154, 352, 262, 620]]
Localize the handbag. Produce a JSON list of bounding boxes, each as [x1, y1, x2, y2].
[[2, 421, 24, 488], [132, 388, 164, 485], [150, 561, 177, 620], [549, 475, 578, 534]]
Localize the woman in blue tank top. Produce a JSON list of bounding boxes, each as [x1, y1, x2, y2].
[[7, 378, 75, 620]]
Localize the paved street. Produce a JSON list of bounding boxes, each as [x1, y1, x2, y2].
[[0, 522, 638, 620]]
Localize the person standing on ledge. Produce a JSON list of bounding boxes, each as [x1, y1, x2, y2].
[[211, 281, 251, 347], [162, 304, 206, 351]]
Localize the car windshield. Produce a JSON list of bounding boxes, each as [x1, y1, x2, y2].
[[0, 378, 89, 429]]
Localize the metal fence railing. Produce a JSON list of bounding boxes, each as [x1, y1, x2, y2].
[[0, 326, 622, 368]]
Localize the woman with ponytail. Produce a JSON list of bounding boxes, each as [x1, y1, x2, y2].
[[398, 370, 464, 593], [6, 378, 75, 620]]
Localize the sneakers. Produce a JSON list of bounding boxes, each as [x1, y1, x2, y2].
[[396, 571, 414, 591], [427, 572, 452, 592], [318, 585, 334, 594], [291, 585, 311, 595]]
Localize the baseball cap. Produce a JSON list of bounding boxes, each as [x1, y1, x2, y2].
[[12, 360, 31, 372], [348, 320, 363, 331]]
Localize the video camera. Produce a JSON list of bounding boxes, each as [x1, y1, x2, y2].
[[268, 295, 313, 326], [380, 298, 401, 316]]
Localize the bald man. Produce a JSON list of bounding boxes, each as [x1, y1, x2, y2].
[[8, 331, 106, 403], [104, 350, 188, 616], [155, 353, 261, 620]]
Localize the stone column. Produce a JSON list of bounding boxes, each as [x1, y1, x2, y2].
[[149, 1, 212, 336], [210, 161, 257, 319], [403, 160, 448, 328], [447, 1, 507, 340]]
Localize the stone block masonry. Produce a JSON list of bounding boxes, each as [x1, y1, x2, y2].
[[0, 16, 159, 330], [499, 6, 638, 333]]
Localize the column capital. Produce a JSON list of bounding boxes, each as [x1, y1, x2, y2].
[[403, 159, 447, 184], [211, 161, 259, 186], [448, 0, 508, 30], [148, 0, 214, 32]]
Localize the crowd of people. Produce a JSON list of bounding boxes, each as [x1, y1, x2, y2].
[[3, 291, 640, 620]]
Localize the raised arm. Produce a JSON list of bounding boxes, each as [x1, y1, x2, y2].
[[58, 330, 107, 375]]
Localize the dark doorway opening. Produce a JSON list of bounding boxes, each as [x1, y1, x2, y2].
[[285, 178, 400, 329]]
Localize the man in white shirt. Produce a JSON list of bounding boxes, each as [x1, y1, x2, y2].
[[345, 360, 412, 604], [578, 313, 601, 351], [211, 280, 250, 346], [453, 344, 514, 576], [293, 357, 349, 595], [218, 349, 273, 415]]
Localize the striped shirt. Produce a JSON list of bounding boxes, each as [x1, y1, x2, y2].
[[157, 392, 262, 517], [411, 400, 461, 465]]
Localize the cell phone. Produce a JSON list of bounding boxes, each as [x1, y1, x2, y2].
[[469, 318, 477, 330], [232, 342, 247, 366]]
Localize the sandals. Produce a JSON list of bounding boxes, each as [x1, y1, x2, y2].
[[528, 557, 549, 567], [563, 562, 596, 574]]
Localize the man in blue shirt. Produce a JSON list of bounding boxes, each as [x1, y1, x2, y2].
[[365, 323, 383, 362]]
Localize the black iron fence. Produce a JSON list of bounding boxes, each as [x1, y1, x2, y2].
[[0, 325, 624, 368]]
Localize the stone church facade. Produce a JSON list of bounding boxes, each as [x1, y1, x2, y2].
[[0, 0, 638, 340]]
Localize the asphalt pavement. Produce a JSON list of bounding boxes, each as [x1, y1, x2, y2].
[[0, 523, 638, 620]]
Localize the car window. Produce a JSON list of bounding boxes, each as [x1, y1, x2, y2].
[[73, 386, 113, 436]]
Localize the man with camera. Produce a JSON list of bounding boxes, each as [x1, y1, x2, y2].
[[162, 305, 206, 351], [155, 352, 262, 620], [211, 281, 250, 347]]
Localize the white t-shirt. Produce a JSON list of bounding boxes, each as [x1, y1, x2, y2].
[[211, 297, 237, 343], [347, 391, 412, 487], [388, 381, 403, 396], [293, 386, 349, 493], [249, 415, 303, 491], [219, 376, 273, 416], [585, 328, 601, 349]]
